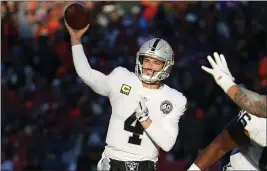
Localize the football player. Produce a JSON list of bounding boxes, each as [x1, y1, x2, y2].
[[201, 52, 267, 118], [65, 21, 187, 171], [188, 53, 267, 171], [188, 110, 266, 171]]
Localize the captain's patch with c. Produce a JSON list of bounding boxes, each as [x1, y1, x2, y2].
[[120, 84, 131, 95]]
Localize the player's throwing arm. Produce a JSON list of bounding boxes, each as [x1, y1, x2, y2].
[[65, 20, 113, 96]]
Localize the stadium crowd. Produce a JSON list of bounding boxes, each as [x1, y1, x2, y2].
[[1, 1, 266, 171]]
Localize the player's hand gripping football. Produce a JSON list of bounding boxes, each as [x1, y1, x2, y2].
[[135, 96, 149, 123], [201, 52, 236, 92], [64, 19, 89, 45]]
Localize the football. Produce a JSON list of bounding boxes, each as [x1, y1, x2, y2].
[[64, 3, 89, 30]]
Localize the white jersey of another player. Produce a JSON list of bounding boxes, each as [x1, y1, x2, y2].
[[104, 66, 186, 162], [224, 147, 266, 171], [236, 110, 266, 147], [223, 110, 267, 171]]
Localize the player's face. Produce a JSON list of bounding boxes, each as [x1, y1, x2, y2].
[[142, 56, 165, 77]]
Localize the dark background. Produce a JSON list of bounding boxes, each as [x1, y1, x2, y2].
[[1, 1, 266, 171]]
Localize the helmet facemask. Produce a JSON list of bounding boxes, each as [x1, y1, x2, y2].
[[135, 38, 174, 84], [135, 54, 174, 84]]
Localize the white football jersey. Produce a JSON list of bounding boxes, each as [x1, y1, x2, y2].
[[237, 110, 266, 147], [226, 146, 266, 171], [102, 67, 187, 162], [224, 110, 267, 170]]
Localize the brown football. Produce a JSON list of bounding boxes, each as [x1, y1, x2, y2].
[[64, 3, 89, 30]]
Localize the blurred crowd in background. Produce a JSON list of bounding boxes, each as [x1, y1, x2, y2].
[[1, 1, 267, 171]]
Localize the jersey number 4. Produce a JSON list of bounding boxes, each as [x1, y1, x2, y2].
[[124, 112, 144, 145]]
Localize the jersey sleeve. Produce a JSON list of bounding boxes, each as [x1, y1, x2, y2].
[[226, 110, 266, 147], [72, 45, 126, 97], [107, 67, 127, 87], [106, 66, 129, 97], [245, 114, 267, 146], [72, 44, 111, 96], [145, 95, 187, 152], [225, 116, 251, 147]]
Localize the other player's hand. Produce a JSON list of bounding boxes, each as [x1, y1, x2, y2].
[[135, 96, 149, 123], [201, 52, 236, 92], [64, 19, 89, 45]]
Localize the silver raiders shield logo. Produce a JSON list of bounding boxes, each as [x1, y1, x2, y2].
[[125, 161, 139, 171]]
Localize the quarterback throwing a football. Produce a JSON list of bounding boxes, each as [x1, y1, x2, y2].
[[65, 21, 187, 171]]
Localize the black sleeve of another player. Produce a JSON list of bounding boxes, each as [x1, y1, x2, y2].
[[224, 116, 251, 148]]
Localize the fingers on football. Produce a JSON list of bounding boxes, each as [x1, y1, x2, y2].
[[207, 55, 217, 69], [64, 19, 74, 33], [64, 19, 70, 28], [201, 66, 214, 75], [80, 24, 90, 34], [213, 52, 223, 67]]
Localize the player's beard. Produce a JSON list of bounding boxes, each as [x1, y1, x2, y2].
[[142, 68, 161, 85]]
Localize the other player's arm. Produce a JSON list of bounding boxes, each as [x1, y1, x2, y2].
[[188, 130, 237, 170], [137, 97, 187, 152], [201, 52, 267, 118], [65, 20, 111, 96], [227, 85, 267, 118], [188, 117, 251, 171]]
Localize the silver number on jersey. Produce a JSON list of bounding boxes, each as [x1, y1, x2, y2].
[[124, 112, 144, 145]]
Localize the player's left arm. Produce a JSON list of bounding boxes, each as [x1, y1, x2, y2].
[[139, 98, 187, 152], [227, 85, 267, 118], [201, 52, 267, 118]]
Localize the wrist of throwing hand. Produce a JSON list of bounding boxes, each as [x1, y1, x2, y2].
[[71, 37, 82, 46]]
